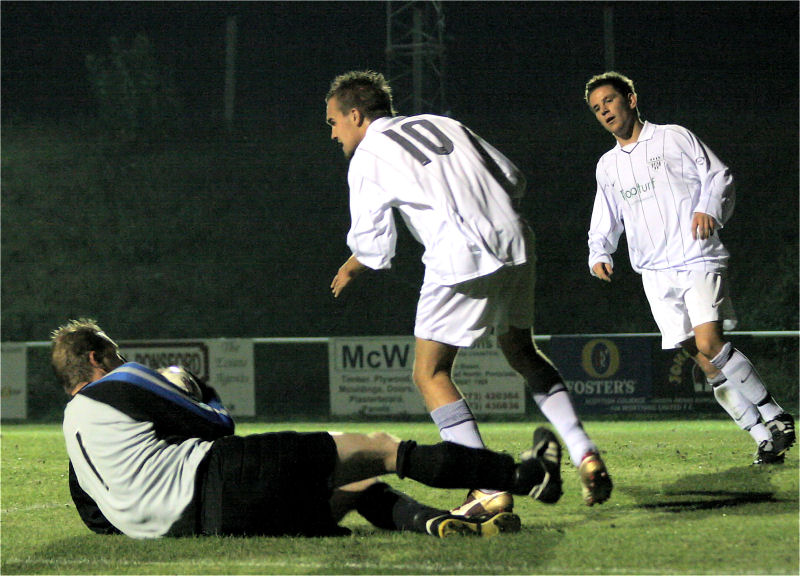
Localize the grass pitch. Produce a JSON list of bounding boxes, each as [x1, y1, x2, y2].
[[2, 420, 798, 575]]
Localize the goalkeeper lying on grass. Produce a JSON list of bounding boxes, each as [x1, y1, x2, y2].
[[52, 318, 562, 540]]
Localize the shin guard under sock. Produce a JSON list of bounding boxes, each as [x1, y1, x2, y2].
[[712, 381, 760, 431], [711, 342, 784, 421]]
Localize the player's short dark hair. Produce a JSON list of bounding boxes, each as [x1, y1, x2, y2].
[[51, 318, 119, 393], [584, 71, 637, 105], [326, 70, 396, 120]]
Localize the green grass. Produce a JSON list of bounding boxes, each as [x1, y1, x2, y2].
[[2, 421, 798, 574]]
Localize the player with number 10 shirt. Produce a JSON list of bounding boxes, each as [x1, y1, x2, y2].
[[325, 70, 612, 513]]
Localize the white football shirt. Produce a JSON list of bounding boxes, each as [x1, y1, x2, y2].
[[346, 115, 528, 286], [588, 121, 735, 274]]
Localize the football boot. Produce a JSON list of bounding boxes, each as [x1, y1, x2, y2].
[[578, 451, 613, 506], [766, 413, 796, 457], [426, 511, 521, 538], [753, 439, 785, 465], [516, 426, 563, 504], [451, 490, 514, 517]]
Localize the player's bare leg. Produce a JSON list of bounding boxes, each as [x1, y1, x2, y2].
[[690, 321, 725, 360], [413, 338, 512, 516], [328, 429, 562, 503], [692, 322, 784, 421], [412, 339, 464, 411], [330, 477, 521, 538], [684, 324, 794, 463], [329, 478, 381, 523], [329, 431, 402, 487], [499, 325, 612, 505]]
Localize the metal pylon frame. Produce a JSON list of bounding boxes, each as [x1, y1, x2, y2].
[[386, 1, 448, 116]]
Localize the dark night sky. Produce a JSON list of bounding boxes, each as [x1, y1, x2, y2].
[[2, 1, 798, 125], [1, 1, 798, 341]]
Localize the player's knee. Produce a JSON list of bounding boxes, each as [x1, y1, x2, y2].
[[695, 337, 726, 360], [523, 353, 563, 394], [412, 343, 457, 390], [411, 367, 427, 388], [412, 365, 450, 390], [498, 329, 534, 364], [365, 431, 401, 466], [366, 431, 400, 447], [680, 337, 700, 357]]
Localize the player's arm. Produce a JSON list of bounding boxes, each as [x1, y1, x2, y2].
[[334, 170, 397, 298], [674, 127, 736, 229], [588, 169, 622, 282], [331, 254, 368, 297]]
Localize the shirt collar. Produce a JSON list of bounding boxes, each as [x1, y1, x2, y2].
[[616, 120, 654, 151], [367, 115, 400, 134], [638, 121, 655, 141]]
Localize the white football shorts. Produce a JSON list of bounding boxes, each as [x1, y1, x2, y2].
[[414, 252, 537, 348], [641, 269, 738, 349]]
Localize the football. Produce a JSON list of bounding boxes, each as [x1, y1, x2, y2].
[[158, 366, 203, 401]]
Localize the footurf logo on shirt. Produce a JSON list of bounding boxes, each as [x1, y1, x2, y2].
[[619, 177, 656, 200]]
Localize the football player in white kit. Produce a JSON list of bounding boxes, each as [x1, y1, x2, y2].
[[584, 71, 795, 465], [326, 70, 612, 512]]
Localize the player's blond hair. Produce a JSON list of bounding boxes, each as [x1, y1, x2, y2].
[[326, 70, 396, 120], [51, 318, 119, 393]]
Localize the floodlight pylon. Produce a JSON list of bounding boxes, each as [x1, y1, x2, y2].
[[386, 1, 448, 116]]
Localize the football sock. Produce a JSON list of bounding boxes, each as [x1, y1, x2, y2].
[[532, 387, 596, 467], [430, 399, 485, 449], [710, 343, 783, 421], [355, 481, 444, 534], [396, 440, 527, 492], [749, 423, 773, 445], [430, 399, 501, 495], [706, 372, 727, 386], [711, 380, 769, 442], [756, 395, 784, 423]]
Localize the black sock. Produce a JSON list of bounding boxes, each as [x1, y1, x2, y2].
[[355, 482, 445, 533], [757, 394, 774, 407], [396, 440, 517, 490]]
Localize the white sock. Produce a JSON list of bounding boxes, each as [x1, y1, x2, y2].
[[710, 378, 770, 445], [711, 343, 783, 421], [712, 380, 758, 430], [430, 398, 485, 449], [533, 388, 596, 467], [748, 423, 773, 445], [756, 401, 784, 423]]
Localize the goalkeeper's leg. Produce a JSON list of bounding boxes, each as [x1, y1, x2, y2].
[[338, 480, 521, 537], [329, 429, 561, 498]]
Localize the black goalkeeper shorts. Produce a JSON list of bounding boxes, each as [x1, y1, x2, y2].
[[196, 431, 341, 536]]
